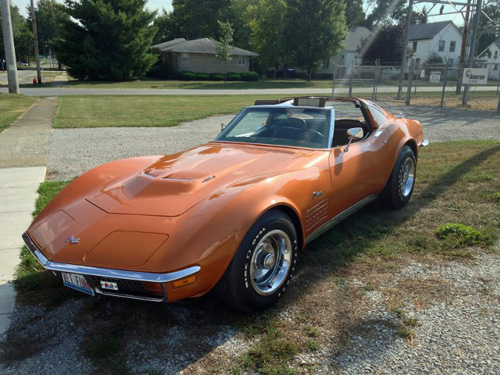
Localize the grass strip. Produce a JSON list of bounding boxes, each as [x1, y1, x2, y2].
[[0, 94, 38, 133], [54, 95, 317, 128]]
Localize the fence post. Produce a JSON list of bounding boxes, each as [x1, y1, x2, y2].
[[372, 59, 379, 101], [349, 60, 354, 98], [331, 59, 335, 96], [405, 59, 415, 105], [440, 62, 449, 107]]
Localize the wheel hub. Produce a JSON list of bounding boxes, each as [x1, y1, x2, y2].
[[249, 229, 292, 296]]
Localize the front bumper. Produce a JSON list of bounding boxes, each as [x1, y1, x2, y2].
[[22, 232, 201, 302]]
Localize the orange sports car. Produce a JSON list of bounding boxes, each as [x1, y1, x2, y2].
[[23, 97, 428, 313]]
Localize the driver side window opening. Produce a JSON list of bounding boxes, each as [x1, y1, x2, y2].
[[328, 101, 371, 147]]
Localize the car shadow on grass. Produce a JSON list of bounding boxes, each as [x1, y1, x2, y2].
[[2, 143, 499, 374]]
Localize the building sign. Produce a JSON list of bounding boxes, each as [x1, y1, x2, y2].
[[462, 68, 488, 85], [429, 71, 441, 83]]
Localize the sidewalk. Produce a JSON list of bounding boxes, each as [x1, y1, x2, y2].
[[0, 98, 57, 338]]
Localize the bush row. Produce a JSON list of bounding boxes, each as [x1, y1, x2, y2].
[[147, 65, 259, 81]]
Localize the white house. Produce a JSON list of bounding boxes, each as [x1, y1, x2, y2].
[[408, 21, 463, 66], [317, 26, 373, 75], [477, 37, 500, 80]]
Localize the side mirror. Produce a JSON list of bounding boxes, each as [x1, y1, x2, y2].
[[344, 127, 364, 152], [220, 123, 226, 133]]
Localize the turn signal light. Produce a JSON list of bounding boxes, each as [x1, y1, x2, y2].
[[172, 275, 197, 288]]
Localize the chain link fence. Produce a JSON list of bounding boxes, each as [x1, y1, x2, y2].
[[330, 61, 500, 113]]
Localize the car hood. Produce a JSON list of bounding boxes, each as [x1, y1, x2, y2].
[[86, 142, 308, 217]]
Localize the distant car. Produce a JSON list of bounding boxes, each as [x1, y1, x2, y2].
[[18, 62, 28, 66], [23, 97, 428, 313]]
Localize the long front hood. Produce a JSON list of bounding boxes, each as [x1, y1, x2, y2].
[[87, 143, 307, 217]]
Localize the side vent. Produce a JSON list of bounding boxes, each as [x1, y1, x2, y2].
[[305, 199, 329, 233]]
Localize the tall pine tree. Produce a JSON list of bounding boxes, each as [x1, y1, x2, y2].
[[53, 0, 157, 80]]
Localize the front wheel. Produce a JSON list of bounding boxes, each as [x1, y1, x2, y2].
[[382, 145, 416, 209], [216, 210, 298, 313]]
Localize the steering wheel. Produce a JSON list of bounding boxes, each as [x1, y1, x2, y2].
[[295, 129, 325, 143]]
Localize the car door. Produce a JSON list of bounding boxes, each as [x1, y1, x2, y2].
[[327, 104, 395, 217]]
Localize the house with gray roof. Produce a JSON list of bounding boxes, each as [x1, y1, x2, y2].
[[408, 21, 462, 66], [477, 37, 500, 80], [151, 38, 258, 74], [317, 26, 373, 75]]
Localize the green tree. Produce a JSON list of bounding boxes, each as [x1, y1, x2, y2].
[[170, 0, 230, 39], [53, 0, 157, 81], [226, 0, 256, 49], [247, 0, 291, 72], [362, 23, 406, 64], [214, 20, 234, 81], [31, 0, 69, 56], [0, 4, 33, 65], [345, 0, 366, 27], [152, 10, 175, 44], [477, 0, 500, 54], [285, 0, 348, 80]]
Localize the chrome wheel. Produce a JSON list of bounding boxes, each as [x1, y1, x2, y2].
[[250, 229, 292, 296], [399, 157, 415, 198]]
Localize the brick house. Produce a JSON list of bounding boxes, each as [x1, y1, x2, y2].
[[151, 38, 258, 74]]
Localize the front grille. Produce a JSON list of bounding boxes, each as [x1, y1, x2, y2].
[[86, 276, 163, 299]]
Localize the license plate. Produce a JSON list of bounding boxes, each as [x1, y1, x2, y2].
[[62, 272, 95, 296]]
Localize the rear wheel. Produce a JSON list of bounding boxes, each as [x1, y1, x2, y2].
[[216, 210, 298, 313], [382, 145, 416, 209]]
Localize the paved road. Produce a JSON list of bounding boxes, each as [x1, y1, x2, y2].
[[0, 70, 38, 85]]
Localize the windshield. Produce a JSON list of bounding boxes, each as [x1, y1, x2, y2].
[[216, 107, 331, 149]]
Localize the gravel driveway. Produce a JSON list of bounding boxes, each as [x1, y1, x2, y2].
[[1, 104, 499, 374]]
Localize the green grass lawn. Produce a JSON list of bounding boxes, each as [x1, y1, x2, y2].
[[0, 94, 38, 133], [54, 95, 318, 128], [43, 78, 334, 90]]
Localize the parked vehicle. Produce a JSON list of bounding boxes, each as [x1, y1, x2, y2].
[[23, 97, 428, 312]]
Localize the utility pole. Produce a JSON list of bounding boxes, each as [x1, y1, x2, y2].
[[30, 0, 42, 84], [462, 0, 482, 106], [0, 0, 20, 94], [456, 0, 472, 94]]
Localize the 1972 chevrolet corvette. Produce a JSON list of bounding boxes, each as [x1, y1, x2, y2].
[[23, 97, 428, 313]]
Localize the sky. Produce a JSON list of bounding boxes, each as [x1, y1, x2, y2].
[[12, 0, 465, 27]]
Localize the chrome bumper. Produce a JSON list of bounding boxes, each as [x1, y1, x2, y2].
[[22, 232, 200, 302]]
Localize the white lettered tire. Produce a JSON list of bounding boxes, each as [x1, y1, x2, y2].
[[216, 210, 298, 313]]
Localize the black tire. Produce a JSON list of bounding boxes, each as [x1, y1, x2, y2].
[[382, 145, 417, 209], [216, 210, 298, 313]]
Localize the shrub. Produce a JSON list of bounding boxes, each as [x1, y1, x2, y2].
[[146, 63, 175, 79], [196, 73, 209, 81], [209, 73, 224, 81], [241, 71, 259, 81], [178, 71, 197, 81], [436, 223, 492, 248], [226, 72, 241, 81]]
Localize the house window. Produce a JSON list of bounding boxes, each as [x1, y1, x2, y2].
[[323, 59, 330, 69], [448, 58, 454, 65], [495, 64, 499, 71], [495, 51, 498, 59], [449, 41, 456, 53], [415, 58, 421, 66], [412, 41, 418, 51], [238, 56, 246, 66], [181, 53, 190, 64], [438, 40, 445, 52]]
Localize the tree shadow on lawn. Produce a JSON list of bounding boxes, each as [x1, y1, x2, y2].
[[2, 143, 499, 374]]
